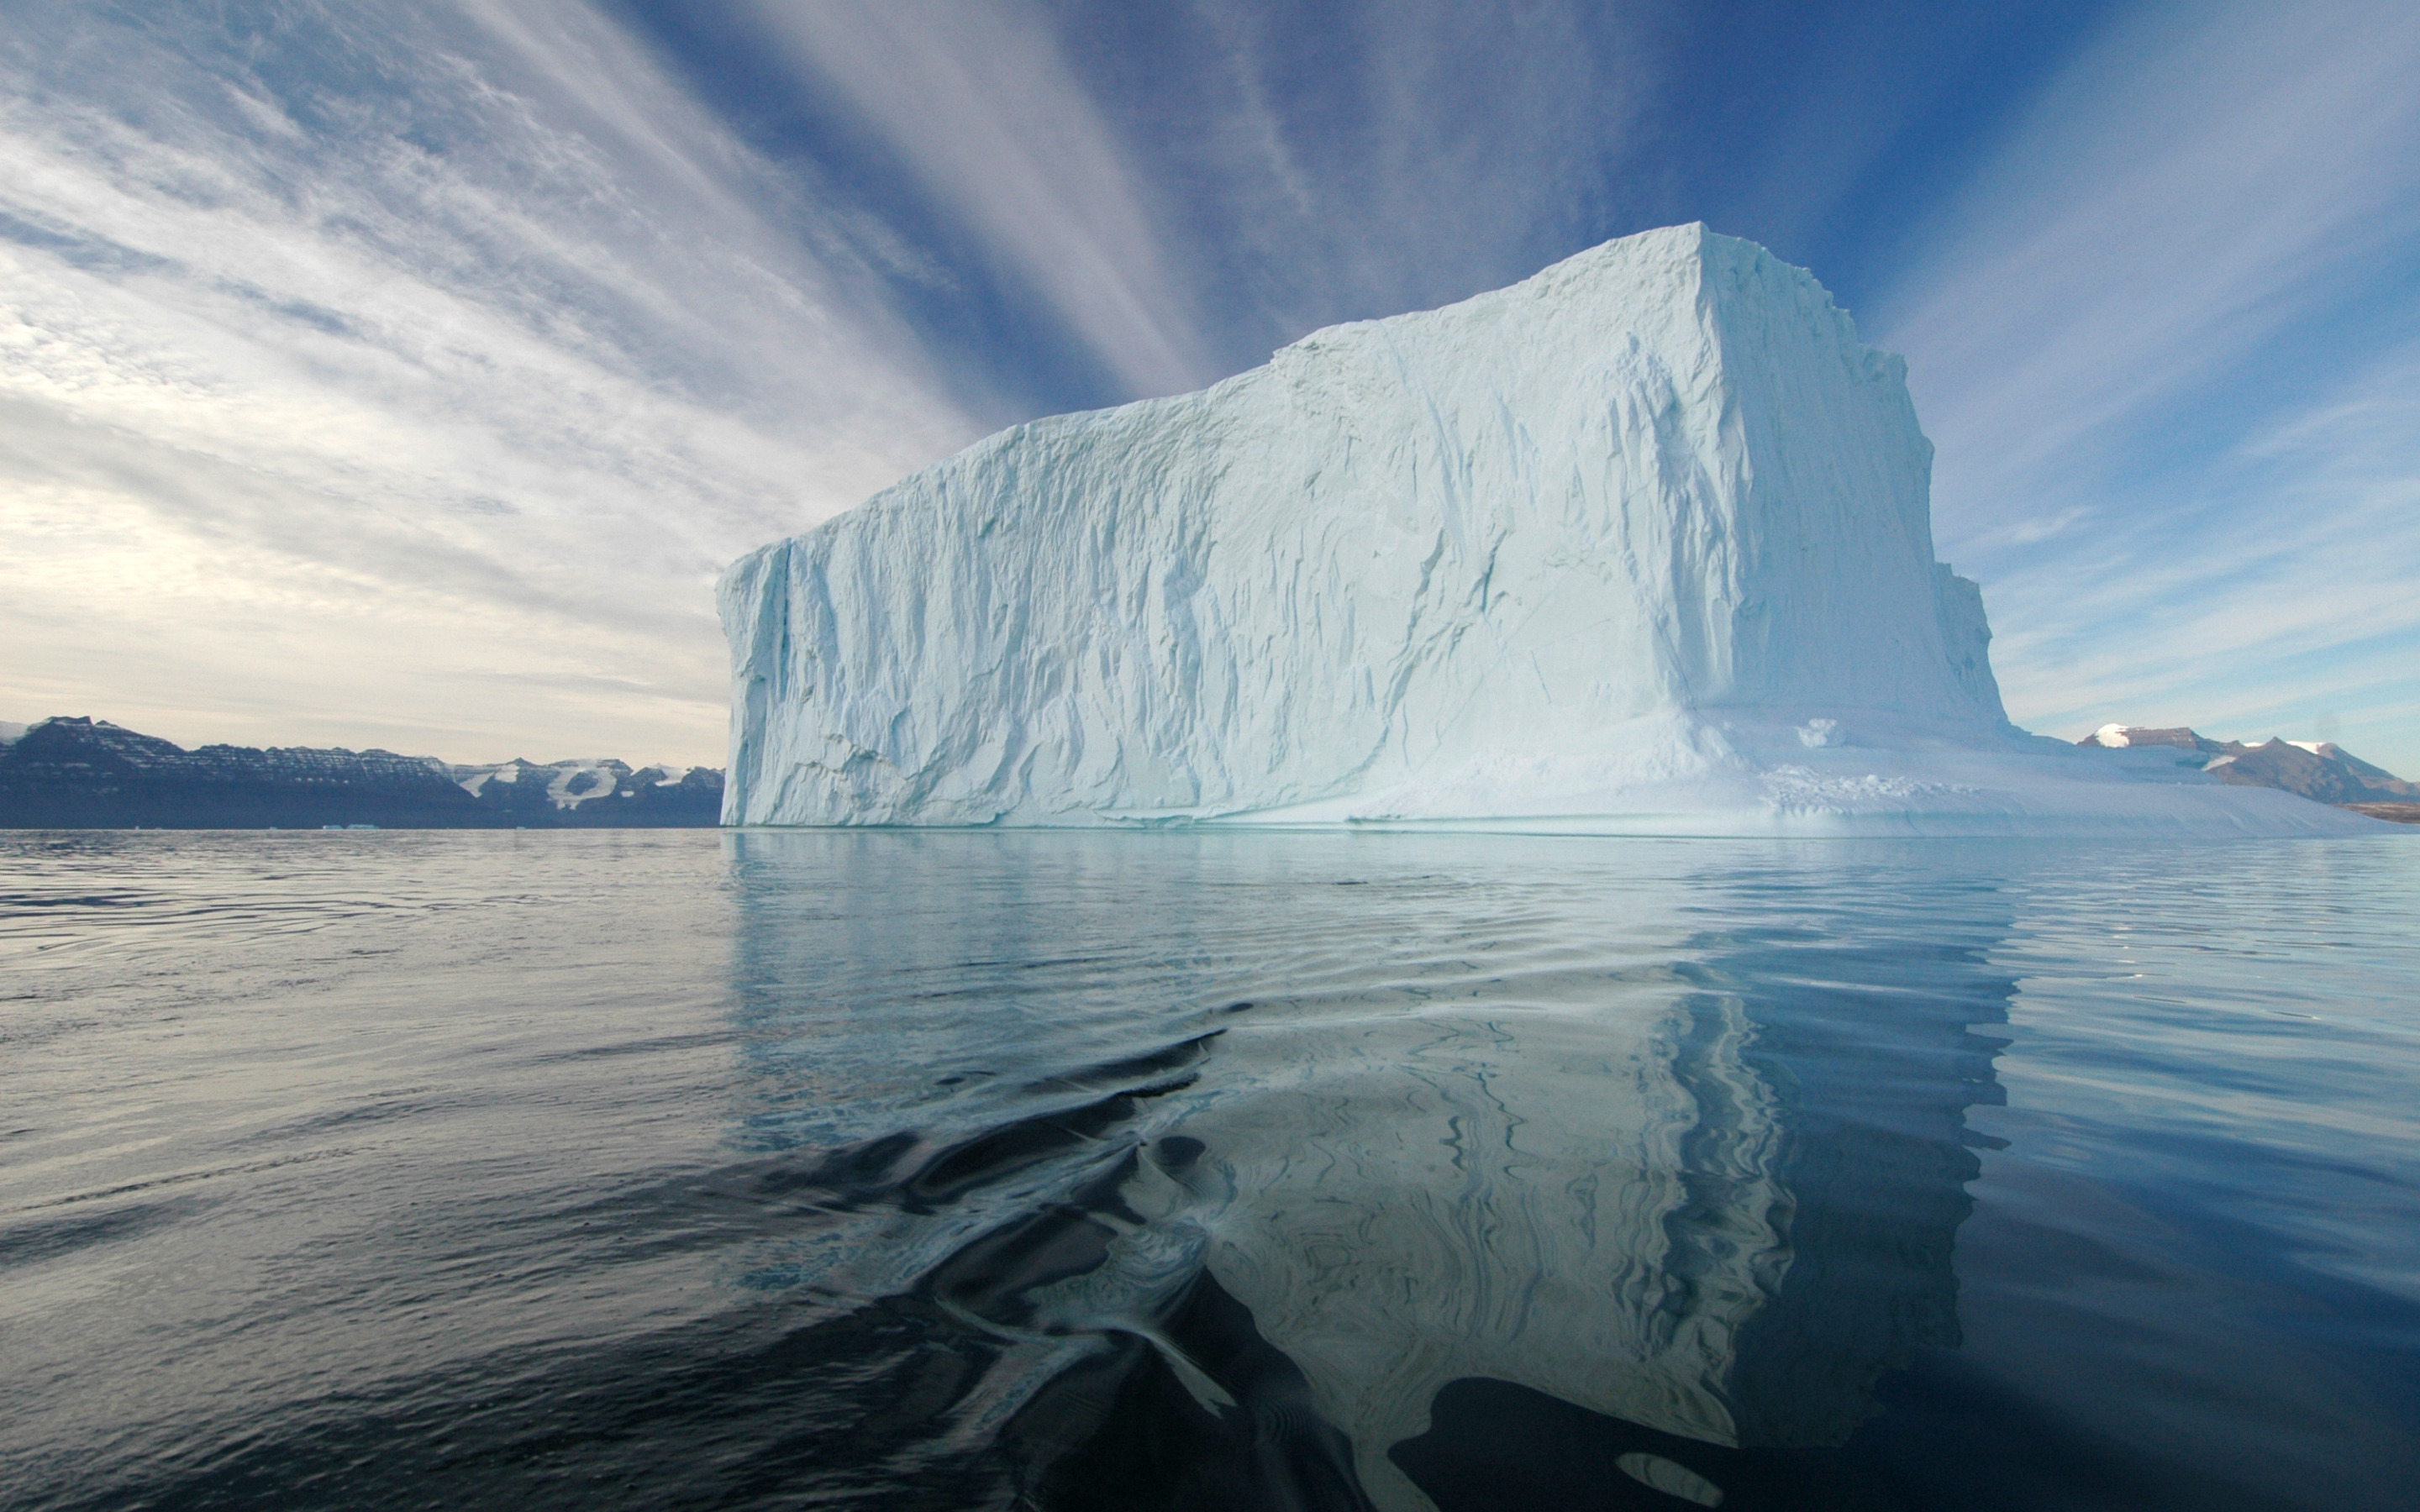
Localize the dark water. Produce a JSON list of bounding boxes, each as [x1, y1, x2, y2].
[[3, 829, 2417, 1511]]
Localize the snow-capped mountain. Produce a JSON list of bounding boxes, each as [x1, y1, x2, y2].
[[2079, 725, 2418, 813]]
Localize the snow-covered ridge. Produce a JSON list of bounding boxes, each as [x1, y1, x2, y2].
[[2081, 724, 2417, 810], [450, 758, 707, 810], [722, 225, 2386, 835]]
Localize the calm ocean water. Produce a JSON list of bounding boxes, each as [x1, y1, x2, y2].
[[3, 828, 2416, 1510]]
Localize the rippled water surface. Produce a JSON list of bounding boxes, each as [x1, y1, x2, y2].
[[4, 829, 2417, 1510]]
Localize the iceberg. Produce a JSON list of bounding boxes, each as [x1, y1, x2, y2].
[[720, 224, 2381, 834]]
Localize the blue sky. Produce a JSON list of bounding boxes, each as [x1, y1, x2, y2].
[[2, 0, 2415, 770]]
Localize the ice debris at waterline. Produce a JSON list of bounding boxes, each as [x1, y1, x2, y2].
[[720, 224, 2381, 835]]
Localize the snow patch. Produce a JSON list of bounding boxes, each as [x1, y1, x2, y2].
[[1761, 765, 1979, 811]]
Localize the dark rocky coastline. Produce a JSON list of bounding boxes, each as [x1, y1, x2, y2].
[[0, 717, 721, 829]]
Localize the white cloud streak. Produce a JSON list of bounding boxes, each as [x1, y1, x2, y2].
[[1980, 335, 2420, 769], [744, 0, 1218, 398], [739, 1, 1651, 396], [1194, 0, 1649, 335], [0, 0, 976, 762], [1872, 0, 2420, 773]]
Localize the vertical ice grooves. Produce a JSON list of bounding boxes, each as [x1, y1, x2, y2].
[[719, 223, 2009, 827]]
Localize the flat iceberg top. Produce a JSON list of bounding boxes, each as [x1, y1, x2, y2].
[[720, 225, 2384, 836]]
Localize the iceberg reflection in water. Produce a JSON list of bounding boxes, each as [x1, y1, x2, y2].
[[716, 831, 2008, 1509], [5, 829, 2416, 1511]]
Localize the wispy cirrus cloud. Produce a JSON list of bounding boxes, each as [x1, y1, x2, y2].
[[0, 0, 974, 761], [1978, 334, 2420, 759], [1876, 0, 2420, 535], [1870, 0, 2420, 769], [1160, 0, 1650, 353], [729, 0, 1653, 405], [741, 0, 1217, 400]]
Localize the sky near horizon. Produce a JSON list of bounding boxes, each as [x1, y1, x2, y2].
[[3, 1, 2416, 771]]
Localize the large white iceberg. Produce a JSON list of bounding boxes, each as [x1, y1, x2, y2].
[[720, 224, 2378, 834]]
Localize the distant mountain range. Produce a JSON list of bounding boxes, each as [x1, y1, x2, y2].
[[0, 717, 721, 829], [7, 712, 2412, 830], [2079, 725, 2419, 822]]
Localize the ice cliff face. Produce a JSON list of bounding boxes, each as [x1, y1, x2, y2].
[[719, 225, 2374, 832]]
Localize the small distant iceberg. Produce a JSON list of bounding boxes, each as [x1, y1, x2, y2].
[[720, 225, 2386, 836]]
